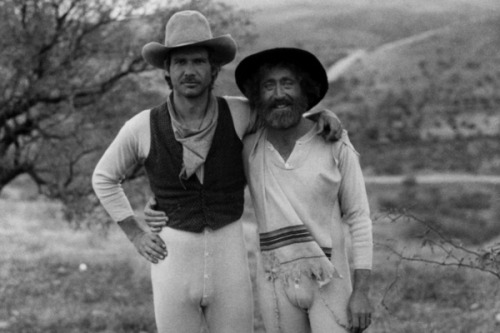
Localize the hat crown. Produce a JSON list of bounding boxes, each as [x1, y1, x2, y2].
[[141, 10, 236, 69], [165, 10, 213, 47]]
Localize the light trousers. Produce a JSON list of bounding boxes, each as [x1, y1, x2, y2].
[[256, 260, 351, 333], [151, 220, 254, 333]]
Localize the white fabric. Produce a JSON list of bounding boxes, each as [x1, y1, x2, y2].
[[151, 220, 254, 333]]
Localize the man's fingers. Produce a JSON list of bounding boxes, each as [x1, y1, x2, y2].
[[147, 245, 166, 259], [324, 123, 343, 142], [350, 313, 361, 333], [145, 210, 167, 217], [146, 196, 158, 208], [317, 117, 328, 139], [364, 313, 372, 331], [317, 116, 326, 130], [147, 235, 168, 257], [334, 124, 343, 140], [142, 245, 165, 262], [140, 248, 158, 264], [350, 312, 371, 333], [144, 197, 165, 216], [151, 234, 167, 249], [147, 220, 168, 227], [302, 109, 320, 120], [146, 216, 168, 222], [359, 314, 367, 332], [134, 233, 168, 263], [334, 127, 342, 140]]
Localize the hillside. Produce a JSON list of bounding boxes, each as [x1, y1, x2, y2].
[[242, 0, 498, 65], [327, 15, 500, 140], [217, 0, 500, 97]]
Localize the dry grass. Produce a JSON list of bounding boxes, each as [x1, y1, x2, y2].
[[1, 181, 499, 332], [0, 198, 154, 333]]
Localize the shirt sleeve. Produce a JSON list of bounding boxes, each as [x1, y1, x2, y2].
[[91, 111, 150, 223], [336, 131, 373, 270], [223, 96, 257, 139]]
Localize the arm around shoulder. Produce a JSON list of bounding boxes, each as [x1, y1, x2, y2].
[[223, 96, 257, 138]]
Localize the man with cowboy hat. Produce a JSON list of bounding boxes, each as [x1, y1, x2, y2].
[[235, 48, 374, 333], [92, 10, 342, 333]]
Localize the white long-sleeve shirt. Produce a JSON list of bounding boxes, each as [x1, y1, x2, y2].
[[243, 127, 373, 271]]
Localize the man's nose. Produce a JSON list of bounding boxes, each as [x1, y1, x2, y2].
[[184, 62, 196, 74], [274, 84, 286, 98]]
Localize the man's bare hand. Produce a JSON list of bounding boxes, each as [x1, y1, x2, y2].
[[303, 109, 343, 142], [144, 197, 169, 233], [348, 290, 372, 332], [348, 269, 373, 333], [132, 231, 168, 264]]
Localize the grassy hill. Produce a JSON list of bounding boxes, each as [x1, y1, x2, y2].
[[329, 14, 500, 135], [240, 0, 498, 64]]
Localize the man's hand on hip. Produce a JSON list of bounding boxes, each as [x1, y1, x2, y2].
[[131, 231, 168, 264], [144, 197, 169, 233]]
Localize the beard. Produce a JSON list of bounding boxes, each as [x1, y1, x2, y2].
[[256, 95, 309, 130]]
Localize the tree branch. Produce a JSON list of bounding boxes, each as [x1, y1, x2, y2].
[[379, 212, 500, 280]]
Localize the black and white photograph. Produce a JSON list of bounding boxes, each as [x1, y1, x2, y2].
[[1, 0, 499, 332]]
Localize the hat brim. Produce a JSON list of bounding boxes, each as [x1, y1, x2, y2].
[[235, 48, 328, 110], [142, 34, 237, 69]]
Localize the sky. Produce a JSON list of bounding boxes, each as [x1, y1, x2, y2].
[[221, 0, 331, 9], [219, 0, 500, 11]]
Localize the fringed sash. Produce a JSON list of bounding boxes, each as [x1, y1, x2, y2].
[[259, 225, 341, 287]]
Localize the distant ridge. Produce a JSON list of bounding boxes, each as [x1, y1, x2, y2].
[[328, 14, 500, 140]]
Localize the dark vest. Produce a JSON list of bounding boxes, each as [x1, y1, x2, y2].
[[144, 97, 246, 233]]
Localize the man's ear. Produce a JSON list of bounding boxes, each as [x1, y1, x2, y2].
[[211, 65, 221, 77]]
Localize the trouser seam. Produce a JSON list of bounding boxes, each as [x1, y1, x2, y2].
[[318, 290, 350, 331], [272, 278, 283, 333]]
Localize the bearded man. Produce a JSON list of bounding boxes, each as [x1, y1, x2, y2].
[[236, 48, 374, 333]]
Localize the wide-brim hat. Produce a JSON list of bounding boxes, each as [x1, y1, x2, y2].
[[142, 10, 237, 69], [235, 48, 328, 110]]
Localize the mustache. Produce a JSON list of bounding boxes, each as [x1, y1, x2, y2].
[[181, 76, 200, 84], [266, 96, 294, 109]]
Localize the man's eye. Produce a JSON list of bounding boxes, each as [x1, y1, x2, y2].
[[263, 83, 274, 90]]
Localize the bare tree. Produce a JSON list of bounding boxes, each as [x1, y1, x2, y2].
[[0, 0, 257, 222]]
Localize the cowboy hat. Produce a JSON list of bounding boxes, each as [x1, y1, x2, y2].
[[235, 48, 328, 110], [142, 10, 237, 69]]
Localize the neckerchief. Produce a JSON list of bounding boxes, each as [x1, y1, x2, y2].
[[167, 94, 218, 182]]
